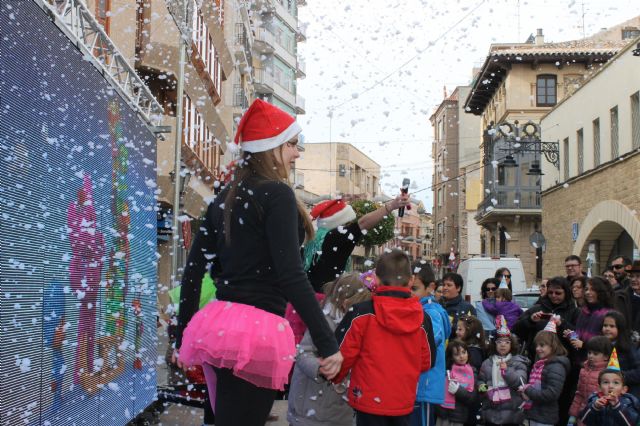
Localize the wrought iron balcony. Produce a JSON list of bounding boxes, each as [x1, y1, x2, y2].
[[476, 187, 541, 221]]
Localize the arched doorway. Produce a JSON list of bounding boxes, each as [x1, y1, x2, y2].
[[573, 200, 640, 274]]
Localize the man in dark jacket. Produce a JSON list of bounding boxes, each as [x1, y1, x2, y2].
[[334, 250, 436, 425], [440, 272, 476, 339]]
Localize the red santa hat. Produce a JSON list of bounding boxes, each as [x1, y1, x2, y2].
[[229, 99, 302, 153], [310, 199, 357, 230]]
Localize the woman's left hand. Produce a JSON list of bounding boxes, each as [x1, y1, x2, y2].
[[570, 339, 583, 349], [319, 351, 344, 380]]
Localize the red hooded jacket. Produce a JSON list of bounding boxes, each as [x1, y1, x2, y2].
[[333, 286, 435, 416]]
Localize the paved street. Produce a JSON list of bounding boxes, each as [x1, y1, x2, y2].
[[153, 400, 289, 426]]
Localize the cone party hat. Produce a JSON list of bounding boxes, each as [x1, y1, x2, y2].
[[607, 347, 621, 371]]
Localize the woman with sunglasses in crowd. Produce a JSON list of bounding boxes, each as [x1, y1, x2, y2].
[[512, 276, 578, 361], [475, 278, 501, 331], [494, 268, 513, 291]]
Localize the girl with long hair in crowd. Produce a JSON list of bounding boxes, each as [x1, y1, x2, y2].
[[564, 277, 614, 365], [519, 320, 570, 426], [602, 310, 640, 397], [173, 100, 342, 426], [455, 315, 486, 371]]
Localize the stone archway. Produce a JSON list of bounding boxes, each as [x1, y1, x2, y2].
[[572, 200, 640, 266]]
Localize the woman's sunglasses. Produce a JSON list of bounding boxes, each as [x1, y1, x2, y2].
[[501, 274, 511, 279]]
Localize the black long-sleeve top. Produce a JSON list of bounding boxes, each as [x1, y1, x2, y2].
[[306, 222, 363, 291], [175, 176, 339, 358]]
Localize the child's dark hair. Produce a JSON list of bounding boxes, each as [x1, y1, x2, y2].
[[458, 315, 486, 349], [604, 311, 632, 353], [585, 336, 613, 357], [446, 339, 469, 369], [533, 330, 568, 358], [489, 334, 520, 356], [375, 250, 412, 287], [598, 369, 625, 385], [496, 288, 512, 301], [412, 262, 435, 288]]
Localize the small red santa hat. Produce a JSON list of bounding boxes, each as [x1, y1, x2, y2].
[[229, 99, 302, 153], [310, 199, 357, 230]]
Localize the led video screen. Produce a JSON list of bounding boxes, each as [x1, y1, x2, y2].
[[1, 2, 158, 424]]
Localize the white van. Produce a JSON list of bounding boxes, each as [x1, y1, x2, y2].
[[456, 257, 527, 303]]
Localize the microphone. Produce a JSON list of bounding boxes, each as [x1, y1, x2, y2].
[[398, 178, 410, 218]]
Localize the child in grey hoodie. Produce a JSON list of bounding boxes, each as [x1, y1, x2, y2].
[[287, 274, 371, 426]]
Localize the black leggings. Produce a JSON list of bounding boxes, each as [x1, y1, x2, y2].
[[209, 366, 277, 426]]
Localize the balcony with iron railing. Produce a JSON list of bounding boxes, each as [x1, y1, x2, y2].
[[296, 25, 307, 42], [296, 58, 306, 79], [295, 94, 306, 115], [233, 84, 249, 109], [234, 23, 252, 72], [254, 27, 275, 54], [476, 186, 541, 222], [254, 67, 274, 94]]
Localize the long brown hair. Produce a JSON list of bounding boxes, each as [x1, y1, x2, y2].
[[223, 146, 314, 245]]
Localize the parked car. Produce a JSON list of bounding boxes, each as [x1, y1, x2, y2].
[[457, 257, 527, 303], [513, 289, 541, 310]]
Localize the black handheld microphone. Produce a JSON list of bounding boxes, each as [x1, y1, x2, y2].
[[398, 178, 410, 218]]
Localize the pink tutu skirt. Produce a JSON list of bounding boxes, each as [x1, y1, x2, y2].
[[179, 300, 295, 390]]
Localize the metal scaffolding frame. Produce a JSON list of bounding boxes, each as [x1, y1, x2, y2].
[[34, 0, 164, 129]]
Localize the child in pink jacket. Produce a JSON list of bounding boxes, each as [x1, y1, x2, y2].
[[568, 336, 612, 424]]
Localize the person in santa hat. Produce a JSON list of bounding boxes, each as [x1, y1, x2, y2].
[[173, 99, 342, 426], [284, 195, 409, 345], [305, 195, 409, 291]]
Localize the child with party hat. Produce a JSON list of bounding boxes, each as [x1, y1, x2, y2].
[[518, 317, 571, 426], [478, 315, 530, 425], [579, 347, 640, 425]]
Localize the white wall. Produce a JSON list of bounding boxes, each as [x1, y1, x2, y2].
[[541, 41, 640, 189]]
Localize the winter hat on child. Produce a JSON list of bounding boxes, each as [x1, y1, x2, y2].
[[230, 99, 302, 153], [311, 199, 357, 230]]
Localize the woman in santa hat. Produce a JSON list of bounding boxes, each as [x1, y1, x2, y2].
[[173, 99, 342, 426], [285, 195, 409, 344], [305, 195, 409, 291]]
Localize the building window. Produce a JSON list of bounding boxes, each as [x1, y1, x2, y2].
[[437, 188, 443, 207], [593, 118, 600, 167], [632, 92, 640, 150], [611, 106, 619, 159], [536, 74, 557, 107], [622, 27, 640, 39], [577, 128, 584, 174], [563, 138, 569, 181]]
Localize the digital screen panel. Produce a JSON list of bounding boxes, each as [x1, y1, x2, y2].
[[1, 2, 158, 424]]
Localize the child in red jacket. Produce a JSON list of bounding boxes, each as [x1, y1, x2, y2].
[[568, 336, 612, 425], [333, 250, 436, 426]]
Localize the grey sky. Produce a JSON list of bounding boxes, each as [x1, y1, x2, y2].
[[297, 0, 640, 209]]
